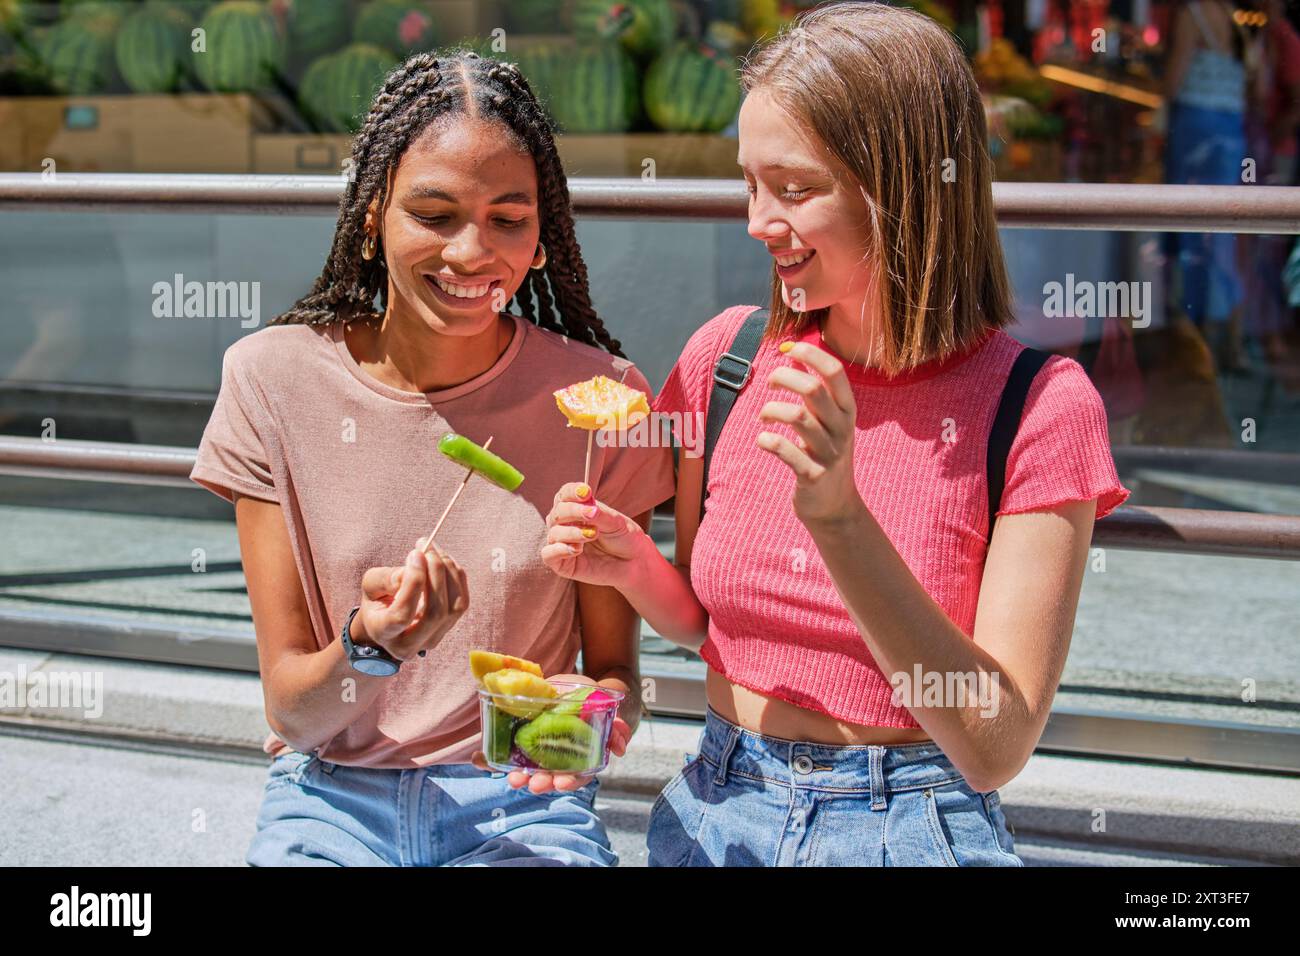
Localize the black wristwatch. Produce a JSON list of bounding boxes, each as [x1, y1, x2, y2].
[[340, 605, 400, 676]]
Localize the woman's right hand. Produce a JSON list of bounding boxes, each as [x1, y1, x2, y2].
[[355, 538, 469, 660], [539, 482, 649, 588]]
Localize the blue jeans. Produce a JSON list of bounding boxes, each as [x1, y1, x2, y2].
[[647, 707, 1024, 866], [246, 751, 616, 866]]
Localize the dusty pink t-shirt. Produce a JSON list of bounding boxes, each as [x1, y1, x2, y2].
[[191, 310, 676, 768]]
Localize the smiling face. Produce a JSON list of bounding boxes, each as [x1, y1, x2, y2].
[[737, 88, 876, 319], [377, 114, 541, 337]]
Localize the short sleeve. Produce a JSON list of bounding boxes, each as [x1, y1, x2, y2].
[[998, 355, 1130, 520], [592, 363, 677, 520], [190, 346, 278, 505]]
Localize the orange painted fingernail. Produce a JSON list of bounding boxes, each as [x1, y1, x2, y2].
[[779, 341, 794, 353], [581, 528, 597, 539], [575, 484, 591, 499]]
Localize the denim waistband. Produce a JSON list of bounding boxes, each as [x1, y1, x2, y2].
[[305, 758, 486, 778], [695, 706, 970, 807]]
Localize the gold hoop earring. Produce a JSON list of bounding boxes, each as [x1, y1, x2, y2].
[[531, 242, 547, 271], [361, 234, 378, 261]]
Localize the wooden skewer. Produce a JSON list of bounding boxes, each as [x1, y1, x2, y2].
[[416, 436, 492, 659], [582, 430, 594, 491], [422, 435, 493, 553]]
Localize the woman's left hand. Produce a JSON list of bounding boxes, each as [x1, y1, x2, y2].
[[757, 340, 861, 525], [470, 673, 632, 794]]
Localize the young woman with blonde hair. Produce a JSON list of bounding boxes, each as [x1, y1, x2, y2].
[[542, 3, 1127, 866]]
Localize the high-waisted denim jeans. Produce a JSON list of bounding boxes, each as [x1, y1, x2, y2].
[[246, 751, 616, 867], [646, 706, 1023, 867]]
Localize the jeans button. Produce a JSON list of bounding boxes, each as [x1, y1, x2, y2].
[[793, 755, 814, 774]]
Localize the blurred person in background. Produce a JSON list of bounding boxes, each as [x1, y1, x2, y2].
[[1240, 0, 1300, 383], [1163, 0, 1254, 371]]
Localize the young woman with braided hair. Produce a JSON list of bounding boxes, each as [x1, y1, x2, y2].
[[190, 50, 675, 866]]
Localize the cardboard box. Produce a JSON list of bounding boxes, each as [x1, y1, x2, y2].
[[0, 100, 25, 170], [252, 134, 355, 175], [12, 96, 133, 173], [131, 93, 273, 173], [557, 133, 740, 179], [4, 94, 272, 173]]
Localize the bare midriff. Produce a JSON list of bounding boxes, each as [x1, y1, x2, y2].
[[706, 667, 934, 746]]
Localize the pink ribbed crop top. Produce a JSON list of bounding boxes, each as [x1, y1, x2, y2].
[[652, 305, 1129, 728]]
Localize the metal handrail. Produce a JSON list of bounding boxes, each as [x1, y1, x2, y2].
[[2, 435, 1298, 559], [2, 173, 1300, 233]]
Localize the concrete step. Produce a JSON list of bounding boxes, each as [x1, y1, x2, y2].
[[0, 726, 1263, 868], [2, 647, 1297, 865]]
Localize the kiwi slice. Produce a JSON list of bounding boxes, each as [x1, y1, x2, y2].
[[514, 712, 600, 773], [551, 686, 598, 716], [486, 706, 516, 765]]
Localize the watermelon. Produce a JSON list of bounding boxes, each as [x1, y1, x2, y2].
[[572, 0, 674, 61], [61, 1, 126, 32], [507, 0, 562, 35], [353, 0, 437, 59], [514, 42, 565, 118], [38, 16, 119, 94], [298, 42, 397, 133], [703, 20, 750, 58], [0, 0, 36, 37], [61, 0, 129, 13], [741, 0, 784, 40], [0, 27, 17, 92], [269, 0, 350, 62], [643, 42, 740, 133], [552, 42, 638, 134], [115, 3, 190, 94], [193, 0, 286, 92], [3, 20, 48, 93], [0, 1, 36, 91]]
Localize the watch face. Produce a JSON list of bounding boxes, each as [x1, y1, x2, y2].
[[352, 656, 398, 676]]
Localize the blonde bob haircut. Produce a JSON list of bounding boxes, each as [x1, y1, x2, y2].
[[740, 1, 1013, 375]]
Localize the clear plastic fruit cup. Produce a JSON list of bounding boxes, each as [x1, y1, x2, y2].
[[478, 680, 625, 775]]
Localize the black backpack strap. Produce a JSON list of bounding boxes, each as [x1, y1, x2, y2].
[[986, 347, 1051, 534], [700, 307, 769, 523]]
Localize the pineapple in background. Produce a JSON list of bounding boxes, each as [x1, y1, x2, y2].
[[974, 37, 1052, 107], [899, 1, 956, 32], [741, 0, 785, 42]]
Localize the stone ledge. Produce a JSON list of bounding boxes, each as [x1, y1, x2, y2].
[[3, 648, 1297, 864]]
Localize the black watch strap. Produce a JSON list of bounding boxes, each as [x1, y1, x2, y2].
[[340, 605, 400, 676]]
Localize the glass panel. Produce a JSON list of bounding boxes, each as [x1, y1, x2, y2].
[[4, 212, 1297, 458], [1, 204, 1297, 734], [1064, 548, 1300, 730]]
